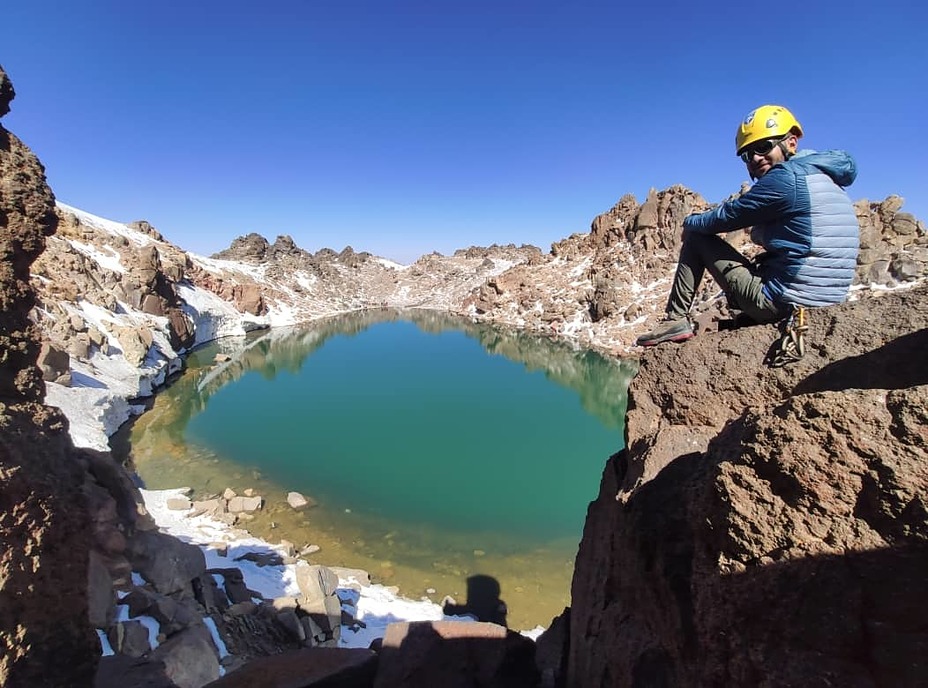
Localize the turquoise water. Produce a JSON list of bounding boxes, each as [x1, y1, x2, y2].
[[126, 309, 635, 627]]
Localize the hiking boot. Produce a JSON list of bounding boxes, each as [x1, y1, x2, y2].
[[635, 317, 694, 347]]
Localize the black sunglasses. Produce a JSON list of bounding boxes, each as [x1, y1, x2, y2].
[[739, 136, 785, 163]]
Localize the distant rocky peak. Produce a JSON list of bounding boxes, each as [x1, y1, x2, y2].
[[337, 245, 372, 267], [589, 185, 710, 251], [211, 232, 270, 262], [270, 234, 299, 254], [212, 232, 327, 265], [313, 247, 338, 261]]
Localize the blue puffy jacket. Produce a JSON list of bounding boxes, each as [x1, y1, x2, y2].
[[683, 150, 859, 307]]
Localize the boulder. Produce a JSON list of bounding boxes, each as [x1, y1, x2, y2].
[[120, 589, 154, 618], [296, 564, 339, 603], [299, 614, 330, 647], [275, 608, 304, 642], [166, 496, 192, 511], [227, 495, 262, 513], [209, 568, 261, 605], [36, 341, 69, 381], [148, 624, 221, 687], [892, 212, 919, 236], [374, 621, 538, 688], [140, 293, 164, 316], [87, 551, 116, 628], [67, 335, 91, 361], [107, 620, 151, 658], [127, 530, 206, 596], [286, 491, 316, 510], [127, 220, 164, 241], [890, 255, 922, 281], [192, 498, 225, 517], [193, 572, 229, 613], [201, 647, 377, 688], [295, 564, 342, 646], [235, 284, 265, 316], [114, 326, 151, 367], [328, 567, 371, 588]]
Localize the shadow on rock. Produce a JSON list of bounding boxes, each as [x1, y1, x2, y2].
[[442, 574, 508, 627], [794, 328, 928, 395], [375, 620, 537, 688]]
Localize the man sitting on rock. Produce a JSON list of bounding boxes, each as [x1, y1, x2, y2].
[[636, 105, 859, 347]]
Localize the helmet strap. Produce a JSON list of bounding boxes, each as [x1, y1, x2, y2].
[[777, 134, 797, 159]]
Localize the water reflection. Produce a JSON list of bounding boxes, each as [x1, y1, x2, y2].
[[166, 309, 636, 438]]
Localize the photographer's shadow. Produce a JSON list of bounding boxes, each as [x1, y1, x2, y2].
[[442, 574, 508, 627]]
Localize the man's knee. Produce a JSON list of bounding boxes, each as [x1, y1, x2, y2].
[[683, 231, 742, 261]]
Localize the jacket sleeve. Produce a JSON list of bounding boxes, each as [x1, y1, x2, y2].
[[684, 166, 796, 235]]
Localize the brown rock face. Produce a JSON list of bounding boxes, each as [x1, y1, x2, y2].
[[0, 79, 57, 404], [0, 64, 98, 687], [567, 286, 928, 686], [374, 621, 538, 688], [202, 647, 378, 688]]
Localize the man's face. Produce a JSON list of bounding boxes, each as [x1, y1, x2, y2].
[[742, 134, 797, 178]]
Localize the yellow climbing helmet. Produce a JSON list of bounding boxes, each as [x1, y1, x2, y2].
[[735, 105, 803, 155]]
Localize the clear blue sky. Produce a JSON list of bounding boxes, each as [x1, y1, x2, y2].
[[4, 1, 926, 263]]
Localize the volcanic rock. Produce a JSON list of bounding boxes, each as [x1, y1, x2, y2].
[[566, 285, 928, 687], [0, 63, 98, 687]]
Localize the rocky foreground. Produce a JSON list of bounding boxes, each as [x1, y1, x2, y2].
[[2, 63, 928, 687], [568, 284, 928, 687]]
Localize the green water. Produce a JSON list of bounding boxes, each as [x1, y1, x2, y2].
[[123, 309, 636, 628]]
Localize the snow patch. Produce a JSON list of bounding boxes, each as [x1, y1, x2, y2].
[[376, 258, 409, 270], [68, 239, 125, 273], [58, 202, 155, 248]]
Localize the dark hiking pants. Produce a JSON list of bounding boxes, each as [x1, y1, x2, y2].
[[665, 232, 785, 323]]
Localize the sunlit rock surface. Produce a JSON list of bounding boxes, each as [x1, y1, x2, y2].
[[567, 285, 928, 687], [0, 63, 98, 688]]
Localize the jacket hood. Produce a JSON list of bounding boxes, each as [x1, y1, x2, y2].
[[790, 149, 857, 187]]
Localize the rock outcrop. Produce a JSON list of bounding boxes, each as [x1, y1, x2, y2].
[[0, 64, 99, 687], [566, 285, 928, 686]]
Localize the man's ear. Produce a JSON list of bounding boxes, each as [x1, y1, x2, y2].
[[786, 134, 799, 154]]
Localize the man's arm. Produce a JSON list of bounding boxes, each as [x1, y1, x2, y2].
[[684, 166, 796, 235]]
